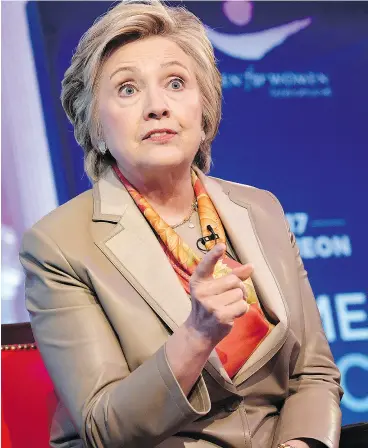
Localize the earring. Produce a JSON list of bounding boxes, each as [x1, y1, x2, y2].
[[201, 131, 205, 143], [98, 141, 107, 155]]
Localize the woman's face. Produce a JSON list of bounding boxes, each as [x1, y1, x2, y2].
[[97, 36, 203, 176]]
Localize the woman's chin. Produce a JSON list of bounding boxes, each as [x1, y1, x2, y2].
[[143, 149, 189, 170]]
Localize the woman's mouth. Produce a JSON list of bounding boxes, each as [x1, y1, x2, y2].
[[143, 130, 177, 143]]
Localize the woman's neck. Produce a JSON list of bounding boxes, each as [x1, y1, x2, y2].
[[117, 163, 195, 226]]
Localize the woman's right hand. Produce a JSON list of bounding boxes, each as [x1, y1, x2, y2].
[[187, 243, 253, 346]]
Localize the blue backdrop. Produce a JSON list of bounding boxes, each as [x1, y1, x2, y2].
[[27, 1, 368, 425]]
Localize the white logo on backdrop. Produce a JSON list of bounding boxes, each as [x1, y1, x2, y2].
[[205, 18, 311, 61], [207, 1, 332, 98]]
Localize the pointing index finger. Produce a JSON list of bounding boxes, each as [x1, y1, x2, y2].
[[192, 243, 226, 281]]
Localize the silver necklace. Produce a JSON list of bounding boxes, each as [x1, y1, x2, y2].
[[171, 200, 198, 229]]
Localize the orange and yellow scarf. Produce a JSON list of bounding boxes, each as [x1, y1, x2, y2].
[[113, 164, 273, 378]]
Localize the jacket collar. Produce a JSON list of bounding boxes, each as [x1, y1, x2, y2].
[[92, 168, 126, 223], [92, 167, 289, 388]]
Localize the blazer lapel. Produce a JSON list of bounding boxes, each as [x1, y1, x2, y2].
[[196, 171, 290, 387], [92, 169, 237, 391], [93, 169, 191, 330]]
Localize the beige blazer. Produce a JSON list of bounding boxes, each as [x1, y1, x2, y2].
[[20, 168, 343, 448]]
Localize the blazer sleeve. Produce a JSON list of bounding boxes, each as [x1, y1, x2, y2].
[[19, 225, 211, 448], [267, 193, 344, 448]]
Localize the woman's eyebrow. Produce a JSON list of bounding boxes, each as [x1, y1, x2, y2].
[[110, 65, 139, 80], [109, 60, 189, 81], [160, 60, 189, 74]]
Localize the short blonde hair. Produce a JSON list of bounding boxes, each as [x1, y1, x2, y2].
[[61, 0, 222, 181]]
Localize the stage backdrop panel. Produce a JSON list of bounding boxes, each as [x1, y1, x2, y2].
[[27, 1, 368, 425]]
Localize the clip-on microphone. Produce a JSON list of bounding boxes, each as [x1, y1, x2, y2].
[[196, 225, 220, 252]]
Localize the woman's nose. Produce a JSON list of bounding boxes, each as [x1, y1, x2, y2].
[[143, 88, 170, 121]]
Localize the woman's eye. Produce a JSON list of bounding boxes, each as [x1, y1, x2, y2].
[[169, 78, 184, 90], [119, 84, 137, 97]]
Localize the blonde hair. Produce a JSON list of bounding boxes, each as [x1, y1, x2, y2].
[[61, 0, 222, 181]]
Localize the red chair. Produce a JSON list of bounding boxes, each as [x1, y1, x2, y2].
[[1, 323, 58, 448]]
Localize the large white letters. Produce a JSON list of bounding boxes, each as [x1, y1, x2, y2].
[[338, 354, 368, 412], [335, 293, 368, 342]]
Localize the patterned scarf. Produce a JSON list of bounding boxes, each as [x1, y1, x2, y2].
[[113, 164, 273, 378]]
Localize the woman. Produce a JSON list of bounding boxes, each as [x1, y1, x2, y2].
[[20, 1, 343, 447]]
